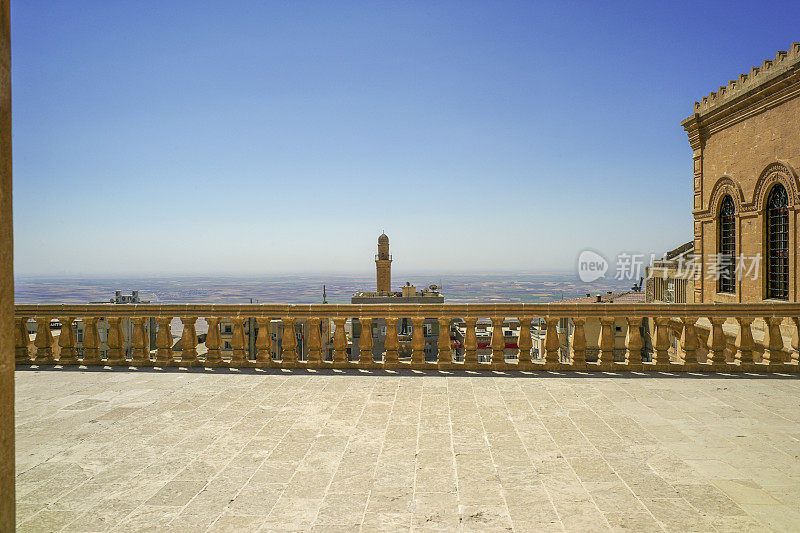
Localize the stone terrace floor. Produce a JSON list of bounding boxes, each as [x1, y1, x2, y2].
[[13, 368, 800, 532]]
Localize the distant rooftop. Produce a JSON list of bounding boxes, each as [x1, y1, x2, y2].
[[558, 291, 646, 304]]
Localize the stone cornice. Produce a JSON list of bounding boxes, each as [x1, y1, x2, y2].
[[682, 42, 800, 147]]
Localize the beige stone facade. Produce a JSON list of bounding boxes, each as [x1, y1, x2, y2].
[[682, 42, 800, 303]]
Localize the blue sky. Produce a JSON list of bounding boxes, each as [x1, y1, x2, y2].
[[11, 1, 800, 275]]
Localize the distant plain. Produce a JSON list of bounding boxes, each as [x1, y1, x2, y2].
[[15, 274, 636, 304]]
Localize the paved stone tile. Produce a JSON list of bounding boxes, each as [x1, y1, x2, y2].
[[13, 369, 800, 531]]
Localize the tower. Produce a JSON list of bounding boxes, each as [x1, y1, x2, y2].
[[376, 232, 392, 293]]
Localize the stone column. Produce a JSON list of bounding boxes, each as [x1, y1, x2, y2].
[[463, 317, 477, 370], [33, 317, 54, 364], [384, 317, 399, 369], [734, 317, 755, 369], [517, 317, 533, 370], [179, 316, 198, 365], [105, 317, 125, 365], [358, 317, 373, 366], [544, 317, 560, 368], [706, 317, 726, 367], [304, 317, 320, 366], [82, 317, 101, 365], [597, 317, 614, 369], [570, 318, 587, 370], [791, 317, 800, 366], [763, 316, 786, 366], [230, 317, 246, 366], [680, 317, 699, 370], [437, 317, 451, 370], [0, 3, 14, 523], [14, 316, 29, 364], [411, 317, 426, 368], [490, 317, 505, 369], [624, 317, 642, 371], [204, 317, 221, 366], [282, 317, 298, 365], [255, 317, 273, 365], [130, 317, 149, 364], [57, 316, 77, 364]]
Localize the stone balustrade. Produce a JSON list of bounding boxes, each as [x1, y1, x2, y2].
[[13, 303, 800, 372]]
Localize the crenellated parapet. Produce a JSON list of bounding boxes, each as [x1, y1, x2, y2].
[[693, 42, 800, 115]]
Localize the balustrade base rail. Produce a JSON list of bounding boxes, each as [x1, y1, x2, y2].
[[14, 303, 800, 374]]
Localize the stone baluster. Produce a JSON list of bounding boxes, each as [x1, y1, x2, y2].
[[154, 317, 174, 365], [653, 317, 671, 369], [130, 317, 150, 364], [569, 318, 586, 369], [358, 317, 373, 366], [57, 316, 77, 364], [624, 317, 642, 370], [517, 317, 533, 370], [463, 317, 478, 369], [544, 316, 560, 368], [791, 317, 800, 366], [384, 317, 399, 369], [282, 316, 298, 365], [180, 316, 198, 365], [15, 316, 31, 364], [490, 317, 506, 369], [597, 317, 615, 368], [82, 317, 101, 365], [230, 317, 246, 366], [256, 317, 273, 365], [330, 317, 346, 366], [763, 316, 786, 366], [680, 317, 699, 370], [706, 317, 726, 367], [105, 317, 125, 365], [411, 317, 426, 368], [733, 317, 755, 368], [437, 316, 451, 370], [33, 316, 55, 364], [204, 316, 221, 366]]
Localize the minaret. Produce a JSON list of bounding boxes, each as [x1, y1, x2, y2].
[[376, 232, 392, 293]]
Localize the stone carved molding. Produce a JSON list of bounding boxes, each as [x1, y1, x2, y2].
[[706, 176, 745, 218], [751, 161, 799, 212], [696, 162, 799, 220]]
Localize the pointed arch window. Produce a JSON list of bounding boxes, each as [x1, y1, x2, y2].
[[766, 184, 789, 300], [718, 195, 736, 294]]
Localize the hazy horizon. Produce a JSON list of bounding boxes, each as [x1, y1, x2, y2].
[[15, 272, 638, 305], [12, 1, 799, 275]]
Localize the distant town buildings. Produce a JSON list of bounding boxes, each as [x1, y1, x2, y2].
[[351, 232, 444, 304], [645, 242, 696, 304], [349, 233, 450, 361]]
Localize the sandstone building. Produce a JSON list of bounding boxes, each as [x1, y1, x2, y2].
[[682, 42, 800, 303]]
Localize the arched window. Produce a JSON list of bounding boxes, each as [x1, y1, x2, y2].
[[766, 184, 789, 300], [718, 195, 735, 293]]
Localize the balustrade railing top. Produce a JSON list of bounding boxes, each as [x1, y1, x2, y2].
[[13, 302, 800, 318]]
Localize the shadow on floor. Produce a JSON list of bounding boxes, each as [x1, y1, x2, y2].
[[14, 364, 799, 380]]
